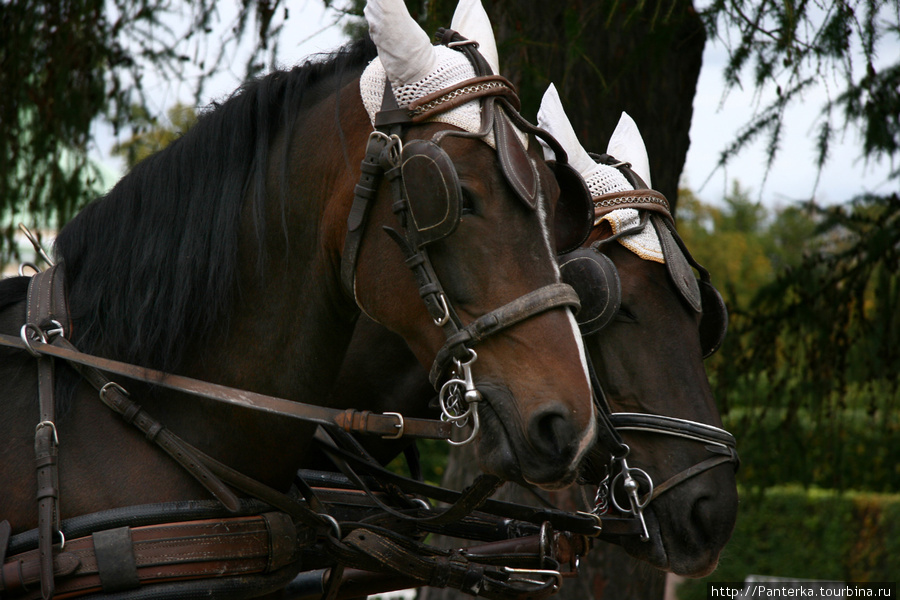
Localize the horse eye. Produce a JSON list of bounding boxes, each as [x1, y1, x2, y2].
[[615, 305, 637, 323], [461, 189, 477, 215]]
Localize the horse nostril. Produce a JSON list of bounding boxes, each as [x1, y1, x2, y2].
[[528, 408, 577, 458]]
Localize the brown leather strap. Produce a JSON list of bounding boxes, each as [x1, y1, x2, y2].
[[408, 75, 520, 122], [0, 333, 450, 441], [339, 528, 563, 600], [592, 190, 671, 221], [1, 513, 308, 599], [428, 282, 581, 385], [646, 450, 738, 504], [25, 265, 66, 600]]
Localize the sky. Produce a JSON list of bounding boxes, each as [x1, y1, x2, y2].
[[91, 1, 897, 210]]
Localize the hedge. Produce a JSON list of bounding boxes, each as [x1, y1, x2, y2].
[[721, 407, 900, 492], [675, 486, 900, 600]]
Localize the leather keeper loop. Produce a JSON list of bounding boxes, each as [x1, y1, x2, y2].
[[34, 455, 57, 471], [35, 486, 58, 501], [122, 402, 141, 424], [418, 283, 440, 298], [145, 422, 163, 441], [92, 527, 139, 593], [405, 253, 426, 269]]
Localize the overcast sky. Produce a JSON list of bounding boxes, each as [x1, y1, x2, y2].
[[92, 1, 896, 210]]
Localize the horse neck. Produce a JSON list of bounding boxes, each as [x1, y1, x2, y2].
[[163, 82, 370, 482]]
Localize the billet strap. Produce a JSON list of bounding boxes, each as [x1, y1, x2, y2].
[[0, 512, 309, 599], [24, 265, 67, 600]]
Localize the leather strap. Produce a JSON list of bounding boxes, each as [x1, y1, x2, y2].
[[592, 189, 671, 221], [646, 449, 739, 503], [25, 265, 66, 600], [1, 513, 307, 599], [428, 282, 581, 385], [0, 333, 450, 442], [337, 526, 563, 600], [408, 76, 520, 122]]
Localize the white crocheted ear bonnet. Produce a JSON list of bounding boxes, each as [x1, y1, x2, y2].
[[361, 0, 523, 148], [537, 84, 663, 263]]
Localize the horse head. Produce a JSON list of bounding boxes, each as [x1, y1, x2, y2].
[[340, 0, 596, 490], [539, 85, 738, 576]]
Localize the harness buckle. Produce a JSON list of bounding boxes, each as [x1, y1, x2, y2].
[[502, 567, 562, 591], [381, 412, 405, 440], [432, 292, 451, 327], [575, 511, 604, 537], [35, 420, 59, 446]]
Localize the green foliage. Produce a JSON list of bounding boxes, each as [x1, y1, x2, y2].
[[0, 0, 290, 267], [724, 405, 900, 491], [701, 1, 900, 190], [676, 486, 900, 600], [679, 186, 900, 492]]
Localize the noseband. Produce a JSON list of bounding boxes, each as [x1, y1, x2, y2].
[[341, 30, 588, 444]]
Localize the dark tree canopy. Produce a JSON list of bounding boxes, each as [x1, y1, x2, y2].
[[0, 0, 283, 265]]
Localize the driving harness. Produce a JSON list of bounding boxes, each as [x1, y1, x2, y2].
[[0, 31, 738, 600], [557, 154, 738, 540], [340, 28, 593, 400]]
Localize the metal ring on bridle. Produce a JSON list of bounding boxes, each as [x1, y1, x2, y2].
[[439, 349, 481, 446], [611, 467, 653, 514], [439, 378, 471, 422], [20, 323, 47, 357]]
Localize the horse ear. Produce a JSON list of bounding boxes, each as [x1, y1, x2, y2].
[[606, 112, 652, 188], [450, 0, 500, 75], [537, 84, 597, 176], [365, 0, 437, 85]]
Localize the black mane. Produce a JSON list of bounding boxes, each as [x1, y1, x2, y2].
[[55, 37, 377, 372]]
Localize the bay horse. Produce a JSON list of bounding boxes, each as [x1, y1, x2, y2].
[[0, 5, 598, 597], [325, 89, 738, 583]]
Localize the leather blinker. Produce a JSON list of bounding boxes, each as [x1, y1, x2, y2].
[[401, 139, 462, 247], [494, 106, 539, 210], [649, 214, 728, 357], [548, 160, 593, 255], [652, 215, 701, 313], [559, 247, 621, 336]]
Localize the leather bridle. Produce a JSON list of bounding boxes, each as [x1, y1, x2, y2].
[[340, 29, 588, 444], [575, 157, 739, 541]]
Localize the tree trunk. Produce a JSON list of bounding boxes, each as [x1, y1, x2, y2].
[[422, 0, 705, 212]]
